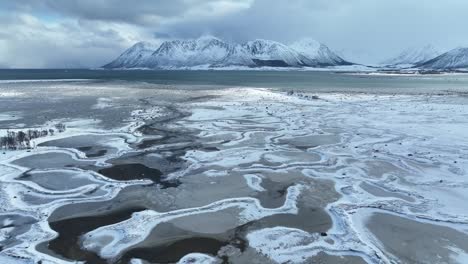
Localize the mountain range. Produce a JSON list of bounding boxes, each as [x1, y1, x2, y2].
[[380, 45, 468, 70], [103, 36, 352, 69], [103, 36, 468, 71]]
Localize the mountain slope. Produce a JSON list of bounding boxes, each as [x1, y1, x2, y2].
[[103, 36, 352, 69], [290, 39, 352, 66], [418, 47, 468, 69], [103, 42, 159, 69], [145, 36, 236, 68], [241, 39, 308, 67], [382, 45, 441, 66]]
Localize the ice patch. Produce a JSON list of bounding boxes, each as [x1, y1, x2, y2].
[[131, 106, 166, 121], [243, 174, 265, 192], [0, 112, 22, 121], [0, 92, 24, 97], [247, 227, 317, 263], [177, 253, 218, 264], [92, 97, 113, 109]]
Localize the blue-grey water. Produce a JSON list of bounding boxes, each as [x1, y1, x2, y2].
[[1, 69, 468, 93], [2, 69, 468, 264]]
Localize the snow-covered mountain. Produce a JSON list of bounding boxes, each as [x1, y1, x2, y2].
[[290, 39, 352, 66], [145, 36, 236, 68], [382, 45, 441, 66], [418, 47, 468, 70], [242, 39, 305, 66], [103, 42, 159, 69], [103, 36, 351, 69]]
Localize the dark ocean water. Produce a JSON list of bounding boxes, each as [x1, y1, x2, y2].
[[1, 69, 468, 93], [2, 69, 468, 263]]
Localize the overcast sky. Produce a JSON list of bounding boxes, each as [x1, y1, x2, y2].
[[1, 0, 468, 68]]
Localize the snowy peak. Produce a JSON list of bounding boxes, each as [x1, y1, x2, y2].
[[243, 39, 292, 54], [148, 36, 234, 67], [103, 36, 352, 69], [196, 35, 228, 48], [418, 47, 468, 70], [154, 36, 229, 55], [382, 45, 441, 66]]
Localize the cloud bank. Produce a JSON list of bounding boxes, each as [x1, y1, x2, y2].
[[1, 0, 468, 67]]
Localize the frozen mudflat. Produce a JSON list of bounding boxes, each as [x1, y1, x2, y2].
[[1, 76, 468, 263]]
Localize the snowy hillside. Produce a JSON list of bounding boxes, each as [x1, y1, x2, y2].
[[290, 39, 352, 66], [145, 36, 234, 68], [103, 42, 159, 69], [418, 47, 468, 70], [382, 45, 441, 66], [241, 39, 306, 67]]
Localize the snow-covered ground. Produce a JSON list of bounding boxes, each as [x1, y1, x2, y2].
[[173, 88, 468, 263], [1, 83, 468, 263]]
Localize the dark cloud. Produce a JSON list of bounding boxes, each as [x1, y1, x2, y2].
[[0, 12, 141, 68], [155, 0, 468, 62], [1, 0, 468, 67], [1, 0, 249, 25], [40, 0, 189, 24]]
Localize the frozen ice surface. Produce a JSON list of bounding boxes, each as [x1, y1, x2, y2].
[[1, 78, 468, 263]]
